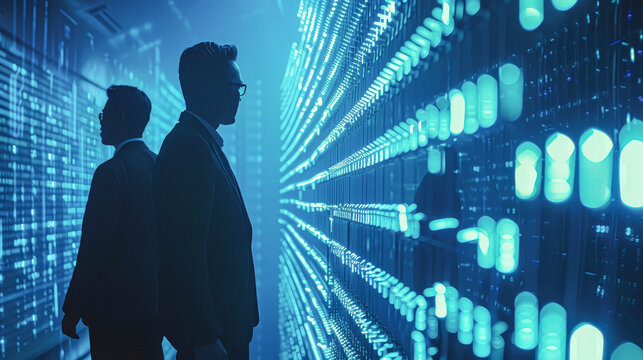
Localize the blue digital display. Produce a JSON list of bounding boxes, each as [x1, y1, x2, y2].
[[278, 0, 643, 359]]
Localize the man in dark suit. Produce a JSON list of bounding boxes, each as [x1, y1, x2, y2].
[[61, 85, 163, 360], [154, 42, 258, 360]]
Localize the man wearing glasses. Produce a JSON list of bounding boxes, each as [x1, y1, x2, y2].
[[62, 85, 162, 359], [154, 42, 258, 360]]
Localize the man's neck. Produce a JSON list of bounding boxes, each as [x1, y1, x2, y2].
[[185, 105, 220, 130]]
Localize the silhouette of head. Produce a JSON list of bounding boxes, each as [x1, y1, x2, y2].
[[179, 41, 244, 126], [99, 85, 152, 146]]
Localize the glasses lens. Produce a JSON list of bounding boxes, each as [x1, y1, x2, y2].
[[241, 85, 247, 96]]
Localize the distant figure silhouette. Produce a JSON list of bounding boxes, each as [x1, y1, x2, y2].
[[62, 85, 163, 359], [154, 42, 258, 360]]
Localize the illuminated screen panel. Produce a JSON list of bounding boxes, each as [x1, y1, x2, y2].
[[278, 0, 643, 359], [0, 30, 179, 359]]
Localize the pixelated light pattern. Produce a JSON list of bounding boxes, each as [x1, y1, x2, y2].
[[276, 0, 642, 359]]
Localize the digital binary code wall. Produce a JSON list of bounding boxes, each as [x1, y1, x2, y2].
[[277, 0, 643, 359], [0, 2, 180, 359]]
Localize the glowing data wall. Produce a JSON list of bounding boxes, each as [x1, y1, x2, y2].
[[0, 4, 180, 358], [278, 0, 642, 359]]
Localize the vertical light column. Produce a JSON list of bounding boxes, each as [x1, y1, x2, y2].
[[610, 342, 643, 360], [545, 132, 575, 203], [438, 106, 451, 140], [416, 109, 430, 147], [538, 303, 566, 360], [496, 218, 519, 274], [458, 297, 474, 345], [552, 0, 577, 11], [477, 216, 496, 269], [499, 63, 524, 121], [466, 0, 481, 16], [514, 291, 538, 350], [434, 283, 447, 318], [519, 0, 545, 31], [579, 128, 613, 209], [427, 146, 445, 175], [446, 286, 459, 333], [449, 89, 465, 135], [515, 142, 543, 200], [412, 330, 427, 360], [426, 104, 440, 140], [569, 323, 604, 360], [477, 74, 498, 128], [473, 306, 492, 358], [462, 81, 479, 134], [619, 119, 643, 208]]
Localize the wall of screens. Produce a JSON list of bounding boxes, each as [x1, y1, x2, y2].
[[277, 0, 643, 359]]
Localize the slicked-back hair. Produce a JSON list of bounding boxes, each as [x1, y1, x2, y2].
[[178, 42, 238, 102], [106, 85, 152, 136]]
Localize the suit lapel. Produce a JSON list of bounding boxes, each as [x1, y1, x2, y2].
[[179, 112, 247, 214]]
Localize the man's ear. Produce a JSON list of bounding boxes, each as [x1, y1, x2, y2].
[[117, 111, 127, 129], [213, 83, 225, 104]]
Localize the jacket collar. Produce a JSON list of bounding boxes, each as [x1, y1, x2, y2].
[[114, 138, 146, 155], [181, 110, 224, 148]]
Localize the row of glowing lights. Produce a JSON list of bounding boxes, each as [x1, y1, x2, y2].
[[280, 0, 355, 159], [281, 0, 344, 133], [282, 198, 520, 274], [520, 0, 579, 31], [279, 0, 347, 152], [281, 0, 492, 177], [277, 241, 333, 360], [280, 0, 583, 186], [280, 1, 458, 183], [516, 119, 643, 209], [279, 0, 391, 163], [282, 210, 422, 357], [280, 214, 395, 358], [282, 63, 523, 192], [280, 211, 643, 360], [279, 0, 398, 173]]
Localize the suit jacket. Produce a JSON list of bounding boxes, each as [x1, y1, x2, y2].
[[63, 141, 158, 329], [153, 112, 258, 349]]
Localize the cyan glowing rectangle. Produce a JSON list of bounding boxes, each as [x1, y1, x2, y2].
[[570, 323, 603, 360], [579, 128, 613, 209], [499, 63, 523, 121], [438, 108, 450, 141], [514, 291, 538, 350], [458, 297, 474, 345], [552, 0, 577, 11], [449, 89, 465, 135], [477, 74, 498, 128], [496, 218, 519, 274], [416, 109, 430, 147], [477, 216, 496, 269], [515, 141, 543, 200], [538, 303, 566, 360], [519, 0, 544, 31], [462, 81, 479, 134], [426, 105, 440, 139], [473, 306, 491, 358], [545, 132, 576, 203], [619, 119, 643, 208]]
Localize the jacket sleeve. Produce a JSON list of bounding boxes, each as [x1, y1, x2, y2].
[[63, 163, 121, 316], [155, 136, 222, 346]]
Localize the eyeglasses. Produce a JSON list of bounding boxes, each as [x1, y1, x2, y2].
[[231, 82, 247, 96]]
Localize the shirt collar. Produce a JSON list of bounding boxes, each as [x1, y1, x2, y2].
[[115, 137, 144, 155], [185, 110, 224, 148]]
